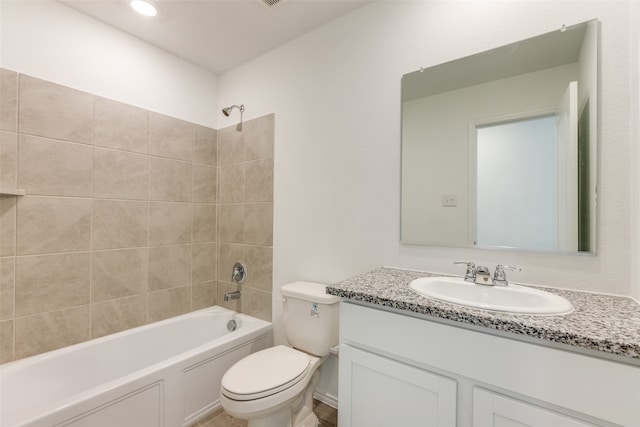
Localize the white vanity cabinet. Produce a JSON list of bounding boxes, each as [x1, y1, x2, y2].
[[338, 302, 640, 427], [339, 344, 457, 426], [473, 388, 598, 427]]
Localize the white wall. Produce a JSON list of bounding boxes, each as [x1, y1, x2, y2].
[[216, 0, 639, 347], [0, 0, 218, 127], [632, 0, 640, 301]]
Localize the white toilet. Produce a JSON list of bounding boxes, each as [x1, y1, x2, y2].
[[220, 281, 340, 427]]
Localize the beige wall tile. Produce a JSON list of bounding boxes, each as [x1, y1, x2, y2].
[[218, 204, 244, 244], [94, 96, 149, 153], [93, 148, 149, 200], [18, 75, 93, 144], [245, 158, 273, 202], [14, 305, 90, 359], [219, 125, 244, 165], [193, 164, 217, 203], [0, 68, 18, 132], [192, 281, 216, 310], [91, 295, 147, 338], [148, 202, 193, 246], [219, 164, 244, 203], [241, 287, 272, 322], [92, 200, 149, 250], [0, 196, 16, 256], [244, 114, 274, 161], [218, 243, 243, 283], [0, 319, 13, 363], [243, 246, 273, 292], [148, 285, 191, 322], [148, 244, 191, 291], [18, 135, 92, 197], [244, 203, 273, 246], [149, 112, 193, 161], [192, 242, 217, 284], [194, 125, 217, 166], [1, 131, 18, 188], [16, 197, 91, 255], [193, 203, 217, 243], [15, 252, 90, 316], [0, 257, 15, 320], [149, 157, 193, 202], [92, 248, 148, 302]]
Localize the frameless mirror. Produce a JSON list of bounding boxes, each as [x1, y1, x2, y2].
[[401, 20, 598, 254]]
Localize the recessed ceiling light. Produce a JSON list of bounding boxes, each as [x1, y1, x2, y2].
[[130, 0, 158, 17]]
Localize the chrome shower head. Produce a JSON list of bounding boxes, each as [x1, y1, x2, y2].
[[222, 104, 245, 117]]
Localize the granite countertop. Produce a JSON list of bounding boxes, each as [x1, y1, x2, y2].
[[326, 267, 640, 363]]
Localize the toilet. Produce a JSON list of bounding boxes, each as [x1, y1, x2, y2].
[[220, 281, 340, 427]]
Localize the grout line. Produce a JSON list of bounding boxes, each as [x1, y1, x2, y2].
[[88, 93, 97, 339], [190, 124, 196, 311], [12, 302, 91, 322], [145, 114, 151, 325], [9, 72, 19, 363], [11, 249, 17, 362], [13, 74, 20, 360]]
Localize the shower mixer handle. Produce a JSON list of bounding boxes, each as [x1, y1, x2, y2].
[[232, 262, 247, 284]]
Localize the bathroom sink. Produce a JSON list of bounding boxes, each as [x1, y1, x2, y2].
[[409, 277, 573, 315]]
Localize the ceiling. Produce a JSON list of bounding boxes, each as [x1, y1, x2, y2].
[[60, 0, 369, 75]]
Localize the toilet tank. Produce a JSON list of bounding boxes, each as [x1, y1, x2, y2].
[[281, 281, 340, 357]]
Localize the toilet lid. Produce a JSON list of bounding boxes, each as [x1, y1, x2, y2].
[[221, 345, 310, 401]]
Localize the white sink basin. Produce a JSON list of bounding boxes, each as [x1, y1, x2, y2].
[[409, 277, 573, 315]]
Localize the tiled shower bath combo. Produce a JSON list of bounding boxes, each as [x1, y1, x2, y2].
[[0, 67, 274, 364]]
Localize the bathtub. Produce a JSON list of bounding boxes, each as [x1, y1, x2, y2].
[[0, 306, 272, 427]]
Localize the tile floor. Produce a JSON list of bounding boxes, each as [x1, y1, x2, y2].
[[192, 400, 338, 427]]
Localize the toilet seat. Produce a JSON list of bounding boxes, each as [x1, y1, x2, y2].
[[221, 345, 310, 401]]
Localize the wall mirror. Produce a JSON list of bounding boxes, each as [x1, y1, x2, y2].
[[401, 19, 599, 254]]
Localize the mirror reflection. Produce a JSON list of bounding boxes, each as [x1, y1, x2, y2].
[[401, 20, 598, 254]]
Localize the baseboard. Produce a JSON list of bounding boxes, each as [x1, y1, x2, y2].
[[313, 391, 338, 409]]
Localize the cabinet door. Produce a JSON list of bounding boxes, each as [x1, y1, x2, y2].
[[473, 388, 599, 427], [339, 344, 457, 427]]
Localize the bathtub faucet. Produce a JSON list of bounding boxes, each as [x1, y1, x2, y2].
[[224, 291, 241, 301]]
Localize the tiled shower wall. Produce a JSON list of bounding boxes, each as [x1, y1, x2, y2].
[[0, 68, 273, 363]]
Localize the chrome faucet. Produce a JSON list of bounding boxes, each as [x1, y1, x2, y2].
[[453, 262, 520, 286], [474, 266, 493, 285], [493, 265, 521, 287], [224, 291, 241, 301], [453, 261, 476, 282]]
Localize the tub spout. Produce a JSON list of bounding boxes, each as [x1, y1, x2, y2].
[[224, 291, 241, 301]]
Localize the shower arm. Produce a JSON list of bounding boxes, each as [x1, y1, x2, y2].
[[222, 104, 245, 117]]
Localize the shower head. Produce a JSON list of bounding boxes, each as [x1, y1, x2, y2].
[[222, 104, 245, 117]]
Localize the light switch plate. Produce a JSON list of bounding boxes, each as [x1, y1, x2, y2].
[[442, 194, 458, 207]]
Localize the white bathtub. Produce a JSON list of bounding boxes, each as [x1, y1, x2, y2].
[[0, 306, 272, 427]]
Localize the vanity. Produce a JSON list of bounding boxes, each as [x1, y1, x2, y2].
[[327, 268, 640, 427]]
